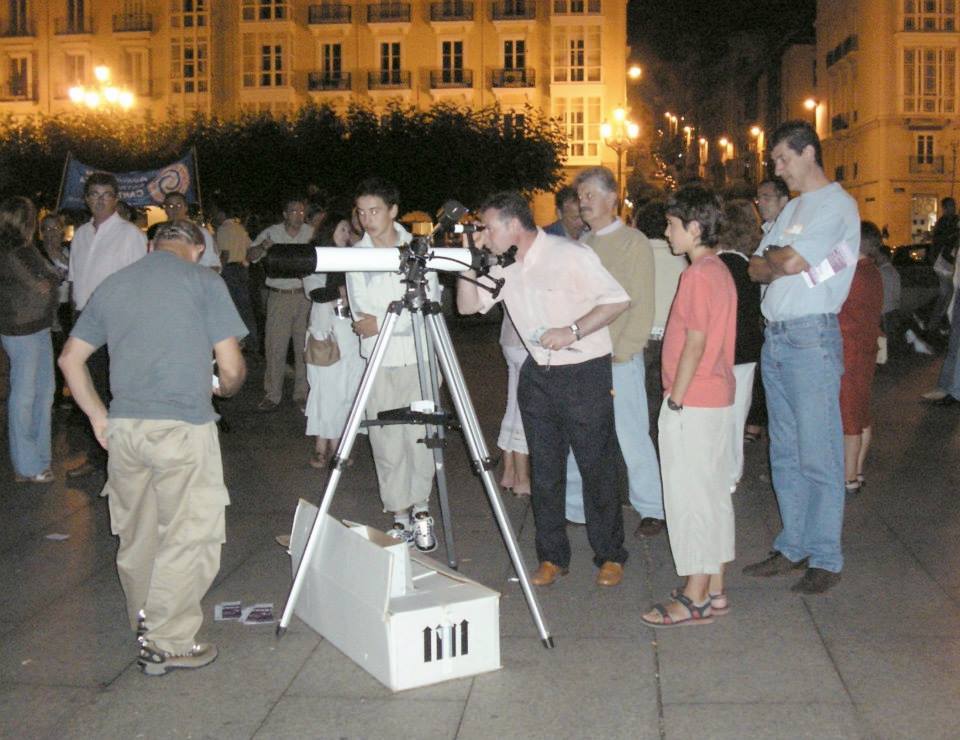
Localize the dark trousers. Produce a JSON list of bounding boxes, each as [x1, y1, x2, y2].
[[222, 263, 259, 353], [518, 354, 627, 568]]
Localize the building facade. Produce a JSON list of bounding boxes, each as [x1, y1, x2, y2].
[[816, 0, 960, 244], [0, 0, 630, 216]]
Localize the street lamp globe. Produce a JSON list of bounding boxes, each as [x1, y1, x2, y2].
[[750, 125, 762, 137], [627, 122, 640, 140], [627, 65, 642, 80], [719, 137, 729, 148], [613, 107, 626, 123], [94, 65, 110, 83], [804, 97, 818, 111], [600, 121, 613, 140]]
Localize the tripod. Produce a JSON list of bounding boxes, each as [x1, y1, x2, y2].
[[276, 242, 554, 647]]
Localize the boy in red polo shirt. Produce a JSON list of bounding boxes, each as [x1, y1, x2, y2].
[[642, 185, 738, 628]]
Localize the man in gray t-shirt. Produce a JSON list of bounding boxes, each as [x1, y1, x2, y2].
[[59, 220, 247, 676]]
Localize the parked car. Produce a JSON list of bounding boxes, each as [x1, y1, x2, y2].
[[883, 242, 939, 314]]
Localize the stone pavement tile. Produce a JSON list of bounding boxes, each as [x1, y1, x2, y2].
[[254, 696, 465, 739], [663, 702, 863, 740], [287, 639, 474, 700], [0, 570, 132, 687], [0, 684, 98, 739], [457, 636, 659, 740], [823, 637, 960, 739], [655, 592, 846, 704], [56, 631, 319, 739], [0, 483, 95, 553]]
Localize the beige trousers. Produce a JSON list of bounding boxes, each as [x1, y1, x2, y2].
[[658, 401, 735, 576], [365, 364, 435, 513], [264, 290, 310, 404], [104, 418, 229, 653]]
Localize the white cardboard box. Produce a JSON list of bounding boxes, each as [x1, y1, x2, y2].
[[289, 499, 501, 691]]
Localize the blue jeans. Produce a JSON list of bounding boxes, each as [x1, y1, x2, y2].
[[2, 329, 54, 476], [566, 352, 664, 523], [938, 292, 960, 397], [762, 314, 845, 573]]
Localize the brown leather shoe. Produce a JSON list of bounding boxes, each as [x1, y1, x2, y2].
[[634, 517, 665, 538], [530, 561, 568, 586], [596, 561, 624, 587]]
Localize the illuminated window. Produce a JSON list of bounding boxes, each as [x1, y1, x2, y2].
[[243, 33, 287, 87], [554, 96, 601, 159], [379, 41, 401, 83], [441, 40, 464, 83], [322, 43, 341, 78], [903, 47, 956, 113], [242, 0, 288, 21], [171, 0, 207, 29], [171, 41, 208, 93], [64, 53, 86, 85], [553, 26, 601, 82], [903, 0, 957, 30], [503, 39, 525, 69]]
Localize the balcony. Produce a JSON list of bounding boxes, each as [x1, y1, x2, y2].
[[0, 81, 36, 101], [55, 16, 93, 34], [429, 69, 472, 88], [368, 70, 411, 89], [308, 4, 352, 24], [113, 13, 153, 32], [552, 0, 600, 14], [367, 3, 411, 22], [491, 68, 535, 87], [1, 20, 35, 37], [492, 1, 535, 20], [308, 71, 351, 91], [909, 155, 945, 175], [830, 113, 850, 132], [430, 1, 474, 21]]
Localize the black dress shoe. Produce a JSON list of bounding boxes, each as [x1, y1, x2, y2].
[[742, 551, 808, 577], [790, 567, 841, 594], [634, 517, 665, 537], [935, 395, 960, 407]]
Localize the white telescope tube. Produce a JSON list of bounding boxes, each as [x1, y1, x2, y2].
[[313, 246, 472, 273]]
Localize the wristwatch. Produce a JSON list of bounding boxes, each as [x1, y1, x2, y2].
[[569, 322, 582, 341], [667, 398, 683, 411]]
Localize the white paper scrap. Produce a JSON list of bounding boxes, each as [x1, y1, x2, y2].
[[214, 601, 242, 621], [45, 533, 70, 541], [240, 603, 275, 625]]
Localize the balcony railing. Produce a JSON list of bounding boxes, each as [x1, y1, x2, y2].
[[492, 1, 535, 20], [113, 13, 153, 32], [0, 81, 37, 101], [491, 68, 535, 87], [429, 69, 473, 88], [55, 16, 93, 34], [308, 4, 352, 24], [830, 113, 850, 132], [368, 70, 411, 89], [367, 3, 411, 22], [552, 0, 600, 14], [308, 71, 351, 91], [430, 1, 474, 21], [1, 20, 35, 37], [909, 155, 945, 174]]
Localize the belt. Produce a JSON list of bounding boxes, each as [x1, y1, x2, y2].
[[267, 286, 303, 294], [764, 313, 837, 331]]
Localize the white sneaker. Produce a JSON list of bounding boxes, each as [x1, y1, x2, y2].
[[922, 388, 948, 401], [386, 522, 414, 546], [412, 512, 437, 553]]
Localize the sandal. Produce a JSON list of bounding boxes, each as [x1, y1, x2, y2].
[[744, 430, 762, 443], [309, 452, 328, 470], [641, 593, 714, 629], [670, 586, 730, 616], [844, 479, 861, 495], [856, 473, 865, 488]]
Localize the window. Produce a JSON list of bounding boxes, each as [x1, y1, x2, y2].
[[917, 133, 935, 163], [554, 96, 601, 158], [242, 0, 288, 21], [503, 39, 525, 69], [441, 40, 464, 83], [322, 43, 341, 79], [122, 48, 150, 95], [171, 40, 208, 93], [243, 34, 287, 87], [903, 0, 957, 30], [903, 47, 956, 113], [553, 26, 601, 82], [171, 0, 207, 29], [553, 0, 600, 13], [64, 53, 86, 85], [67, 0, 84, 26], [503, 111, 525, 136], [9, 0, 29, 34], [9, 55, 28, 96], [379, 41, 401, 83]]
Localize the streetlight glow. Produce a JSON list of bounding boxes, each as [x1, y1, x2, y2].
[[698, 137, 707, 145], [804, 97, 818, 111], [613, 107, 626, 123], [94, 65, 110, 83], [750, 125, 762, 137], [68, 86, 85, 104], [719, 137, 729, 147], [68, 65, 135, 112], [627, 122, 640, 139], [84, 91, 101, 108], [627, 65, 642, 80], [600, 121, 613, 140]]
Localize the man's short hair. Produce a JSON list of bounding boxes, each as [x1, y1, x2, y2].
[[84, 172, 119, 197], [282, 195, 307, 212], [860, 220, 883, 259], [554, 185, 578, 211], [162, 191, 188, 205], [152, 219, 205, 248], [480, 191, 537, 231], [665, 184, 724, 247], [942, 197, 956, 210], [355, 177, 400, 208], [759, 177, 790, 200], [572, 166, 618, 195], [770, 120, 823, 168]]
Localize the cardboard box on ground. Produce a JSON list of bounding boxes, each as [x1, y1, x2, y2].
[[289, 499, 502, 691]]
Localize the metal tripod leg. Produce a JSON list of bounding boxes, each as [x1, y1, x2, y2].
[[410, 311, 458, 569], [277, 306, 403, 636], [423, 309, 554, 648]]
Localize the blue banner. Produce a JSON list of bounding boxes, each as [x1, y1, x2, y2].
[[58, 151, 199, 210]]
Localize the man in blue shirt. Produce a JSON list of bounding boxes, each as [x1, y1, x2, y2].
[[743, 120, 860, 594]]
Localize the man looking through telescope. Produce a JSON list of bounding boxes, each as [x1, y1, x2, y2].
[[457, 192, 631, 587], [345, 178, 439, 552]]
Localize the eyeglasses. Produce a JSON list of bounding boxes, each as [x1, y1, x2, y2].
[[42, 225, 64, 232], [87, 191, 117, 202]]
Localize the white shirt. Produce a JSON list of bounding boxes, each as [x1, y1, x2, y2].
[[252, 223, 314, 290], [198, 225, 221, 270], [69, 212, 147, 310], [345, 224, 441, 367], [649, 237, 687, 335]]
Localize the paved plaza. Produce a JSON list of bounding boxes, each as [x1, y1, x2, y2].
[[1, 322, 959, 739]]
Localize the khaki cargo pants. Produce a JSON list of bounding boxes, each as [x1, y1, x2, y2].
[[103, 418, 229, 654]]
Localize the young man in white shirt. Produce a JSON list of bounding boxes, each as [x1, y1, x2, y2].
[[345, 178, 438, 552]]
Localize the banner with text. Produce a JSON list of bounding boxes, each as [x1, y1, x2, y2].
[[57, 151, 199, 210]]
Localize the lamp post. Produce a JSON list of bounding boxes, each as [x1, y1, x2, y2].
[[601, 106, 640, 214], [68, 65, 135, 111], [749, 125, 765, 184]]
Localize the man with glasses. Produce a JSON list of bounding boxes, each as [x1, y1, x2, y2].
[[157, 192, 221, 272], [67, 172, 147, 477]]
